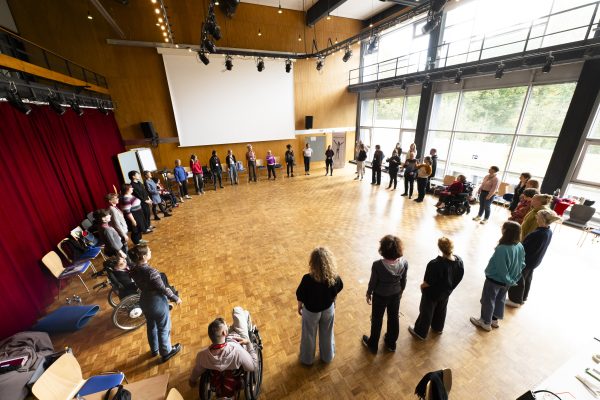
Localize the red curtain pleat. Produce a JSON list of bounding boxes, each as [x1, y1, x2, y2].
[[0, 102, 125, 339]]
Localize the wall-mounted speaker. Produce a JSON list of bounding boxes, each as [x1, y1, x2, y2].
[[305, 116, 313, 130], [140, 122, 158, 139]]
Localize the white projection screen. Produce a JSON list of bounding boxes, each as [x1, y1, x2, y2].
[[158, 48, 295, 147]]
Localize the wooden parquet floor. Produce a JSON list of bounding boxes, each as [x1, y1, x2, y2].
[[48, 166, 600, 399]]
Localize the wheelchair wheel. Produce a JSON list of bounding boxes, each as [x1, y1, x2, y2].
[[455, 205, 467, 215], [245, 330, 263, 400], [107, 288, 120, 308], [199, 372, 214, 400], [112, 294, 145, 330]]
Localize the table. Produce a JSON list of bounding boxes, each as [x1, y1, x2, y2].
[[82, 373, 169, 400]]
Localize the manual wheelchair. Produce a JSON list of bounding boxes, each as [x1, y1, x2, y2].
[[199, 326, 264, 400], [436, 182, 474, 216]]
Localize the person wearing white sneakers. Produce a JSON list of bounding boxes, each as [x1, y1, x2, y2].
[[473, 166, 500, 224], [470, 221, 525, 332]]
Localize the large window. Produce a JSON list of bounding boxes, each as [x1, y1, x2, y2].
[[425, 83, 576, 186]]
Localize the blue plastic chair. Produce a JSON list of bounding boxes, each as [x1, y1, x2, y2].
[[78, 372, 125, 396]]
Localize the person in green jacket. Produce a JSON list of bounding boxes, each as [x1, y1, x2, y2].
[[470, 221, 525, 332], [520, 194, 552, 240]]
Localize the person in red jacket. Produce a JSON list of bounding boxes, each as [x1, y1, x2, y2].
[[190, 154, 204, 195], [435, 175, 466, 209]]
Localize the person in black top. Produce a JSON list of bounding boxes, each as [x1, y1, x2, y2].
[[129, 170, 153, 232], [408, 237, 464, 340], [362, 235, 408, 354], [402, 157, 418, 199], [427, 148, 438, 193], [325, 145, 335, 176], [225, 150, 238, 185], [354, 143, 368, 181], [386, 150, 401, 190], [296, 247, 343, 365], [371, 145, 384, 186], [508, 172, 531, 211], [285, 144, 295, 177], [209, 150, 224, 190]]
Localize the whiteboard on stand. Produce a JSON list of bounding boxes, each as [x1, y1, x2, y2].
[[136, 148, 158, 172]]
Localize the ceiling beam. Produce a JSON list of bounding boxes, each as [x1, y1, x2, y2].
[[89, 0, 126, 39], [380, 0, 423, 6], [306, 0, 348, 27], [363, 4, 408, 28]]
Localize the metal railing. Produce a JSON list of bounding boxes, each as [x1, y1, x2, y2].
[[349, 0, 600, 86], [0, 26, 109, 89]]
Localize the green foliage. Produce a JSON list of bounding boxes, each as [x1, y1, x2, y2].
[[457, 86, 527, 133]]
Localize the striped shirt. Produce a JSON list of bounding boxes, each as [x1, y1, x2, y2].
[[130, 263, 179, 302], [119, 194, 141, 215]]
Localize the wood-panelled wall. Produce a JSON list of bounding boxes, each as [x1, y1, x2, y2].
[[8, 0, 361, 169]]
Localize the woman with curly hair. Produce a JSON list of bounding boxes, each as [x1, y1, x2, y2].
[[362, 235, 408, 354], [296, 247, 344, 365]]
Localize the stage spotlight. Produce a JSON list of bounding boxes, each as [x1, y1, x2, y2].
[[285, 58, 292, 73], [203, 38, 216, 53], [206, 18, 222, 40], [316, 57, 324, 71], [422, 75, 431, 89], [422, 17, 440, 35], [225, 56, 233, 71], [257, 57, 265, 72], [367, 35, 379, 54], [48, 93, 66, 115], [6, 87, 32, 115], [67, 98, 84, 116], [495, 63, 505, 79], [97, 101, 110, 115], [400, 79, 407, 91], [454, 69, 462, 84], [342, 47, 352, 62], [198, 51, 210, 65], [542, 53, 554, 73]]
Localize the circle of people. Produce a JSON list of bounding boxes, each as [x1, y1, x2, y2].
[[90, 141, 561, 384]]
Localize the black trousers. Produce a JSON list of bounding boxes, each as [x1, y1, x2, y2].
[[404, 177, 415, 196], [151, 202, 168, 219], [286, 162, 294, 176], [371, 166, 381, 185], [508, 267, 534, 304], [128, 209, 146, 244], [366, 292, 401, 351], [178, 181, 188, 197], [304, 156, 311, 172], [325, 159, 333, 175], [387, 170, 398, 189], [141, 201, 151, 227], [267, 164, 276, 178], [212, 171, 222, 189], [416, 177, 428, 200], [413, 294, 450, 338]]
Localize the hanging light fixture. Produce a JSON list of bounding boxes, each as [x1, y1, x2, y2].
[[225, 56, 233, 71], [342, 46, 352, 62], [453, 69, 463, 84], [495, 62, 505, 79], [285, 58, 292, 73], [6, 83, 32, 115], [257, 58, 265, 72], [278, 0, 283, 14], [542, 53, 554, 73]]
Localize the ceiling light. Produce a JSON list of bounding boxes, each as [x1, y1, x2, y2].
[[97, 101, 109, 115], [257, 58, 265, 72], [367, 35, 379, 53], [87, 11, 93, 20], [316, 57, 324, 71], [422, 17, 440, 34], [215, 0, 220, 4], [206, 19, 222, 40], [400, 80, 407, 91], [163, 32, 167, 37], [188, 47, 192, 52], [495, 63, 505, 79], [342, 47, 352, 62], [198, 51, 210, 65], [67, 98, 84, 116], [204, 38, 216, 53], [278, 1, 282, 14], [327, 13, 331, 20], [151, 0, 157, 3], [161, 25, 165, 30], [225, 56, 233, 71], [164, 38, 169, 42], [542, 53, 554, 73], [48, 92, 66, 115], [258, 28, 262, 37], [422, 75, 431, 89], [454, 69, 463, 84], [158, 17, 163, 22], [175, 44, 179, 48], [298, 34, 302, 42], [6, 87, 32, 115], [154, 8, 160, 14], [285, 58, 292, 73]]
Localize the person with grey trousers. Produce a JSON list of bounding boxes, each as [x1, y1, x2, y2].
[[362, 235, 408, 354]]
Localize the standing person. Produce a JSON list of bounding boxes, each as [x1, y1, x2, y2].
[[371, 145, 384, 186], [285, 144, 295, 177], [303, 143, 313, 175], [174, 160, 192, 200], [144, 171, 172, 220], [355, 143, 368, 181], [129, 171, 153, 230], [393, 142, 402, 158], [296, 247, 344, 365], [414, 156, 433, 203], [401, 157, 418, 198], [473, 166, 500, 224], [408, 143, 418, 160], [95, 209, 127, 258], [408, 237, 464, 340], [325, 145, 334, 176], [508, 173, 531, 211], [226, 149, 238, 185], [106, 193, 129, 246], [386, 150, 401, 190], [266, 150, 277, 180], [427, 149, 438, 193], [246, 144, 257, 182], [520, 194, 553, 240], [190, 154, 205, 195], [362, 235, 408, 354], [129, 245, 182, 363], [470, 221, 525, 332], [119, 184, 147, 245], [508, 188, 539, 224], [507, 210, 561, 308], [209, 150, 224, 190]]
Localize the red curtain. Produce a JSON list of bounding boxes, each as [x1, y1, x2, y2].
[[0, 102, 125, 339]]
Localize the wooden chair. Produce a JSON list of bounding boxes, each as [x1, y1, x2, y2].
[[255, 159, 266, 179], [425, 368, 452, 400], [166, 387, 185, 400], [274, 156, 283, 175], [442, 175, 455, 185], [32, 352, 124, 400], [42, 251, 92, 298]]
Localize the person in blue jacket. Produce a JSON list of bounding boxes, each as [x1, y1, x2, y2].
[[174, 159, 191, 200], [470, 221, 525, 332], [506, 209, 561, 307]]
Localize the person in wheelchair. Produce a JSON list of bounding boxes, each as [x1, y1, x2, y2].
[[103, 256, 138, 299], [437, 177, 473, 216], [435, 175, 466, 210], [189, 307, 259, 395]]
